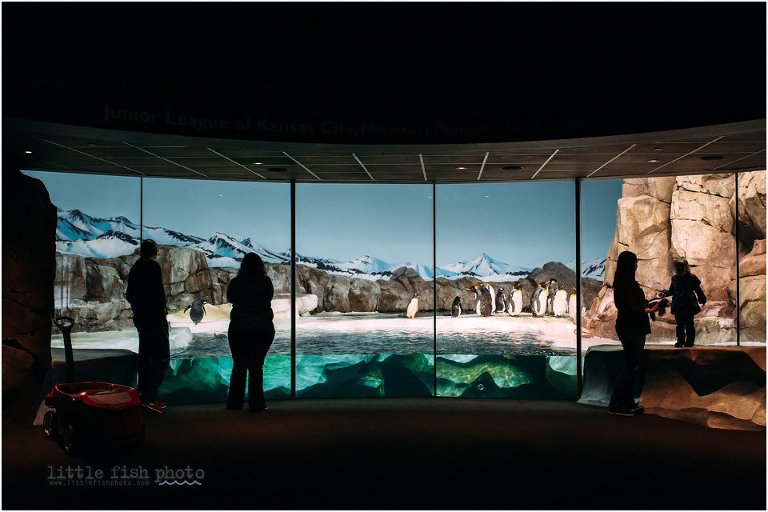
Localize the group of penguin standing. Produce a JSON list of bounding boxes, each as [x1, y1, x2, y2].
[[449, 279, 576, 318]]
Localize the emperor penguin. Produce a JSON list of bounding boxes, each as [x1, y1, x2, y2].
[[531, 282, 547, 317], [495, 287, 507, 313], [451, 296, 462, 318], [471, 283, 493, 317], [406, 292, 419, 319], [507, 284, 523, 317], [553, 286, 569, 317], [568, 288, 578, 323], [184, 298, 208, 325], [546, 279, 558, 316]]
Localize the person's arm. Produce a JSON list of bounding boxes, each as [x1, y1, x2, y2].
[[153, 262, 167, 314], [125, 267, 135, 305], [226, 277, 240, 305], [265, 276, 274, 302], [692, 275, 707, 305]]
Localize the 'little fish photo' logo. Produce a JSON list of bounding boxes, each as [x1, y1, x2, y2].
[[154, 465, 205, 486]]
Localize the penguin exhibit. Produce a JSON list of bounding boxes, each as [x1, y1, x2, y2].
[[27, 169, 766, 403]]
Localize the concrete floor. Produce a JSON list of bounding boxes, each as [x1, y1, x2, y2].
[[3, 399, 765, 509]]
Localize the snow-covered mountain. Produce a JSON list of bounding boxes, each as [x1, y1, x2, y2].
[[54, 208, 534, 281], [442, 253, 530, 278], [567, 258, 607, 279]]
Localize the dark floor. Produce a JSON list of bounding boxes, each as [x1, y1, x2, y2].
[[3, 399, 765, 510]]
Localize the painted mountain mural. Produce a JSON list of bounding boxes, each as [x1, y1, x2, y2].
[[53, 208, 533, 281]]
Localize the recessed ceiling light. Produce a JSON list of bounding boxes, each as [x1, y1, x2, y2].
[[501, 165, 523, 171], [24, 150, 32, 154], [456, 166, 467, 170], [648, 159, 659, 163], [700, 155, 724, 161], [253, 162, 263, 165], [653, 147, 663, 151]]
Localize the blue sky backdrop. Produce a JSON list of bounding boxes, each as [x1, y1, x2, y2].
[[297, 184, 434, 263], [437, 182, 576, 268], [143, 178, 290, 249], [23, 170, 621, 267]]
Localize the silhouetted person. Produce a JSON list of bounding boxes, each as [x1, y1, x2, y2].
[[609, 251, 659, 416], [126, 239, 169, 409], [661, 259, 706, 347], [226, 253, 275, 412]]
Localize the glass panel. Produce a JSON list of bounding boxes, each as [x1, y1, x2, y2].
[[582, 174, 738, 347], [435, 182, 577, 398], [143, 178, 291, 403], [295, 184, 434, 397], [22, 170, 142, 383], [735, 170, 766, 344]]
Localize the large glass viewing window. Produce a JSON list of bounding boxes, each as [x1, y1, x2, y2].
[[143, 178, 291, 403], [435, 182, 577, 399], [22, 171, 142, 357], [294, 184, 435, 397], [580, 174, 740, 352], [23, 168, 765, 402]]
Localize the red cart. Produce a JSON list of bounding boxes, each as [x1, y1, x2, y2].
[[43, 381, 145, 456]]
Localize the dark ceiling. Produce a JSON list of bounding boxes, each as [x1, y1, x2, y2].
[[2, 3, 766, 145], [7, 118, 764, 183]]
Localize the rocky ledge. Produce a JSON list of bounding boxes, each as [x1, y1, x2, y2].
[[579, 344, 766, 431]]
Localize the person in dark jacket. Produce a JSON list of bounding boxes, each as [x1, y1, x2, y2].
[[125, 239, 169, 408], [661, 259, 706, 347], [226, 252, 275, 412], [609, 251, 659, 416]]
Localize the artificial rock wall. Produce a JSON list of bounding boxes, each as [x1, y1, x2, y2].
[[585, 171, 766, 343], [3, 169, 57, 418]]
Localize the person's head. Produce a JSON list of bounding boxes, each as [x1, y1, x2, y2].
[[674, 259, 690, 276], [140, 239, 158, 260], [238, 252, 267, 277], [614, 251, 638, 284]]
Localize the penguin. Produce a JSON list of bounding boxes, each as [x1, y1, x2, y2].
[[531, 282, 547, 317], [495, 287, 507, 313], [471, 283, 493, 317], [507, 284, 523, 317], [406, 292, 419, 319], [568, 288, 578, 323], [546, 279, 558, 316], [553, 287, 569, 317], [184, 298, 208, 324], [487, 283, 496, 313], [451, 296, 462, 318]]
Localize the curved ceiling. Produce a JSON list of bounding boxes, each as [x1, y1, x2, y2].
[[6, 118, 765, 183]]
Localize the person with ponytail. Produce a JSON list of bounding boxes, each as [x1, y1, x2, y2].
[[609, 250, 659, 416], [226, 253, 275, 412]]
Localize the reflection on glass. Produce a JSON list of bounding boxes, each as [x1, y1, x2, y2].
[[142, 178, 291, 403], [436, 182, 577, 398], [295, 184, 434, 397], [736, 171, 766, 344]]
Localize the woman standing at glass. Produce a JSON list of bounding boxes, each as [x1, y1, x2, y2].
[[609, 251, 659, 416], [226, 253, 275, 412]]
